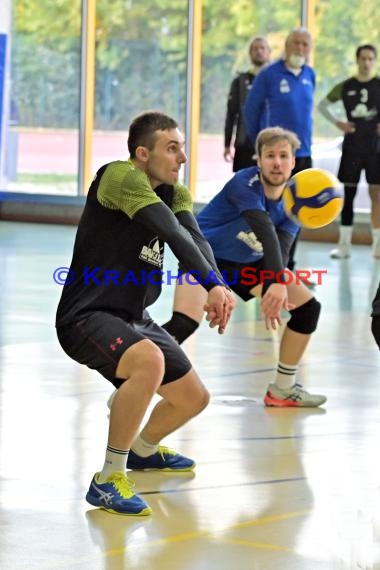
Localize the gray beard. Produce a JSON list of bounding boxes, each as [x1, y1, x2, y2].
[[288, 54, 306, 69]]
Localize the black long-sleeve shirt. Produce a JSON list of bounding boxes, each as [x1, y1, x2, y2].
[[224, 71, 256, 150]]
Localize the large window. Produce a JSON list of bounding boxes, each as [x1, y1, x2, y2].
[[1, 0, 379, 214], [197, 0, 303, 201], [91, 0, 188, 176], [4, 0, 82, 195], [1, 0, 189, 196], [313, 1, 380, 213], [197, 0, 380, 209], [2, 0, 187, 196]]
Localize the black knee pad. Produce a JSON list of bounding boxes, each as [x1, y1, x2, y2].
[[372, 316, 380, 349], [161, 311, 199, 344], [287, 297, 321, 334]]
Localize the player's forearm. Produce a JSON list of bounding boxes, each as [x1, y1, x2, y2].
[[318, 98, 339, 125], [134, 203, 224, 291], [175, 211, 226, 284], [242, 210, 284, 273]]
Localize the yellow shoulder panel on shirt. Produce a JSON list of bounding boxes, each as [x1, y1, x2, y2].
[[97, 159, 161, 218], [172, 182, 193, 214]]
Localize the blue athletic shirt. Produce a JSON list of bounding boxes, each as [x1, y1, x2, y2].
[[196, 167, 299, 264], [244, 59, 315, 157]]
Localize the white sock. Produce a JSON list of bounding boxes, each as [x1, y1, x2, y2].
[[98, 445, 129, 483], [131, 434, 159, 458], [274, 361, 297, 390], [372, 228, 380, 243], [338, 225, 353, 246]]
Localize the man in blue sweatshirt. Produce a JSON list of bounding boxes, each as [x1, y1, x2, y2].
[[244, 28, 315, 271]]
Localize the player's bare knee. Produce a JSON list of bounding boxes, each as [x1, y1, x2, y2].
[[137, 340, 165, 382], [197, 386, 210, 411], [116, 339, 165, 386], [170, 381, 210, 416], [189, 385, 210, 415], [287, 297, 321, 334]]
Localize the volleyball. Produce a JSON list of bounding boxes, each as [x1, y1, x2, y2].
[[283, 168, 343, 229]]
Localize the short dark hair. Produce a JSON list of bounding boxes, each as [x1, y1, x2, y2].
[[356, 44, 377, 59], [128, 111, 178, 158], [248, 35, 270, 54]]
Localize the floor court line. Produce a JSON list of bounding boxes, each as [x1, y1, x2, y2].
[[32, 509, 310, 570]]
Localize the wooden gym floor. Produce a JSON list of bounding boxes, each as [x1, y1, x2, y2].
[[0, 220, 379, 570]]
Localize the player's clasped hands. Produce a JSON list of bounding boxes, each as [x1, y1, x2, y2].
[[261, 283, 295, 330], [204, 286, 237, 334]]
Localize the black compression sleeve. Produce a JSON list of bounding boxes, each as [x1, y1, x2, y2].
[[175, 210, 227, 286], [276, 229, 296, 268], [133, 202, 223, 291], [241, 209, 287, 292]]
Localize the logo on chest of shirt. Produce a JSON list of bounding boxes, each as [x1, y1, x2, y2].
[[139, 238, 163, 267], [236, 231, 263, 253], [279, 79, 290, 93], [351, 104, 377, 120]]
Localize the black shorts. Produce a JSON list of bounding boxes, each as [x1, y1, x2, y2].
[[338, 151, 380, 185], [292, 156, 312, 175], [216, 258, 266, 302], [233, 147, 257, 172], [372, 283, 380, 317], [56, 310, 192, 388]]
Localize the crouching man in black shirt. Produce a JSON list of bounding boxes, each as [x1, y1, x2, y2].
[[56, 111, 236, 516]]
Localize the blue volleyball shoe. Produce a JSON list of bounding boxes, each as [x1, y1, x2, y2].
[[86, 471, 152, 516], [127, 446, 195, 472]]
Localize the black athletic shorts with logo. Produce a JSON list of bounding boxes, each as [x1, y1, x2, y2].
[[56, 310, 192, 388]]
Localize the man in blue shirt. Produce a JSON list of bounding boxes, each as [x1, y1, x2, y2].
[[244, 28, 315, 271], [161, 126, 326, 408]]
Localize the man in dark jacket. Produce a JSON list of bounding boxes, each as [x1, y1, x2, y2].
[[224, 36, 271, 171]]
